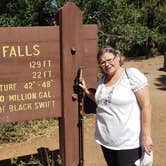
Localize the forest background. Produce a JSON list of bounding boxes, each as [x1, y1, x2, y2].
[[0, 0, 165, 165], [0, 0, 166, 56]]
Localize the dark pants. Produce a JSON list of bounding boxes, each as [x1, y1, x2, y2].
[[101, 146, 142, 166]]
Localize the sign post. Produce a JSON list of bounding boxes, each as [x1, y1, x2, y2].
[[164, 55, 166, 70], [58, 3, 97, 166]]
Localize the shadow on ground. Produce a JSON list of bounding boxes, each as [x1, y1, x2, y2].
[[0, 147, 60, 166], [155, 74, 166, 90]]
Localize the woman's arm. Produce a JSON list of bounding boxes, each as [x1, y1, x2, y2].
[[135, 86, 153, 155], [79, 79, 96, 102]]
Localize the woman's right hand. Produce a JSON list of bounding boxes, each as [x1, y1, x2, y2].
[[79, 78, 96, 102], [79, 78, 88, 94]]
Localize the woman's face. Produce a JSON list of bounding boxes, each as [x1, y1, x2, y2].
[[98, 52, 120, 76]]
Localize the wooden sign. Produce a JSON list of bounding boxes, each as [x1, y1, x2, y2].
[[0, 2, 97, 166], [0, 27, 61, 123]]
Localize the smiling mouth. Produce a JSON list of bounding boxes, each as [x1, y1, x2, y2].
[[105, 66, 113, 70]]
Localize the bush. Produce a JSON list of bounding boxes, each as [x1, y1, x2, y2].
[[0, 119, 56, 144]]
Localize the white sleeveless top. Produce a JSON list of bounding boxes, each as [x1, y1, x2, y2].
[[95, 67, 148, 150]]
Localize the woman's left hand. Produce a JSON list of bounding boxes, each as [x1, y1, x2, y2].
[[142, 135, 153, 155]]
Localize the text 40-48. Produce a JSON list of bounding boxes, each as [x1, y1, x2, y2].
[[24, 80, 52, 90]]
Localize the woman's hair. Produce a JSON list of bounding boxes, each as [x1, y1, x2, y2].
[[97, 46, 125, 66]]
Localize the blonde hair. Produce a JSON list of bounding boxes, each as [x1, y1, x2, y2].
[[97, 46, 125, 66]]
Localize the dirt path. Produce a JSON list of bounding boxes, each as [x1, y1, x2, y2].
[[0, 56, 165, 166]]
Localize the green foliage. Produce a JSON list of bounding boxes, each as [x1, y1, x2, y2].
[[156, 7, 166, 33], [0, 0, 59, 26], [0, 15, 20, 27], [11, 156, 42, 166], [0, 0, 165, 55], [0, 119, 56, 144], [72, 0, 165, 56], [10, 152, 61, 166]]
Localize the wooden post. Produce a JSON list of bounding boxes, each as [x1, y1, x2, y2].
[[59, 3, 84, 166], [58, 2, 97, 166], [164, 54, 166, 70]]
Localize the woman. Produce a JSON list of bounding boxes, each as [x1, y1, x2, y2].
[[80, 46, 153, 166]]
